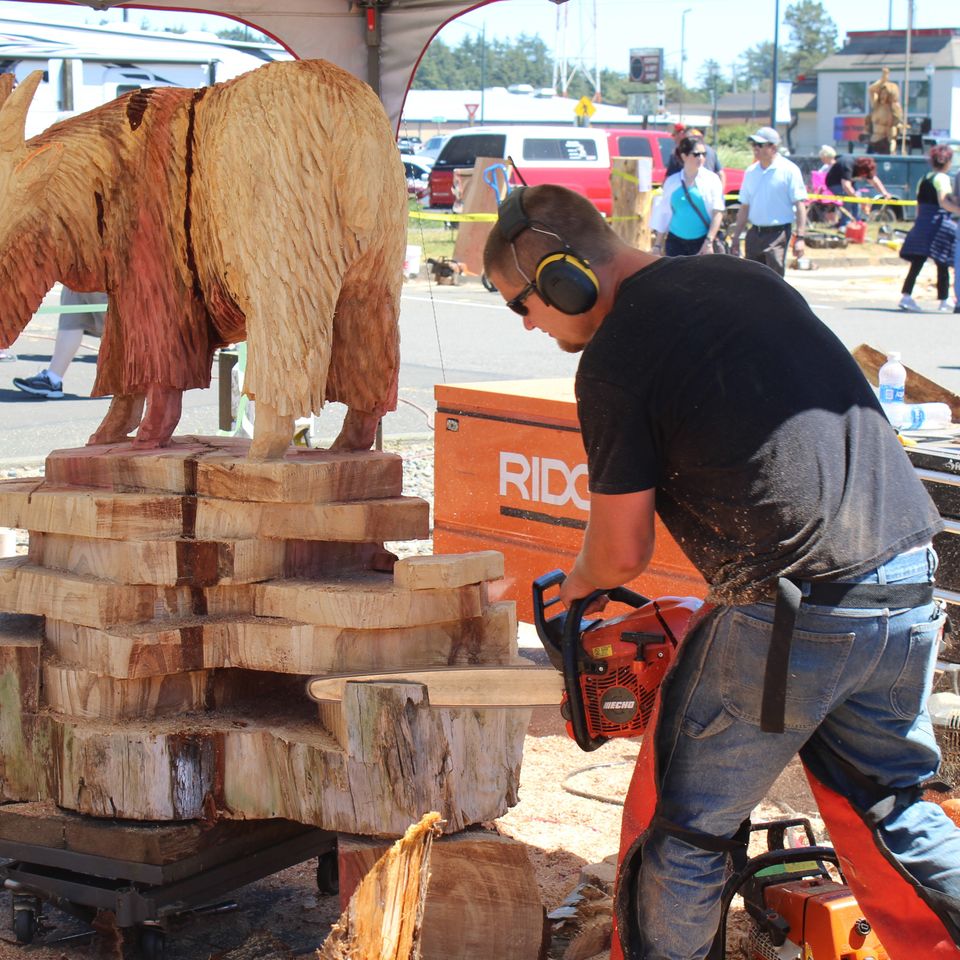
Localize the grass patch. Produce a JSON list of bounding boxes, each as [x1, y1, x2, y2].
[[407, 202, 457, 261]]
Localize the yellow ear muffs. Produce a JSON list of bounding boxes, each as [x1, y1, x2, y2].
[[535, 252, 599, 315]]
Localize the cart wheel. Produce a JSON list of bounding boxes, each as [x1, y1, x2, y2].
[[13, 907, 37, 945], [481, 272, 497, 294], [317, 849, 339, 896], [140, 926, 167, 960]]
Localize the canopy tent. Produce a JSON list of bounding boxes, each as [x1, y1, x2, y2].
[[46, 0, 544, 129]]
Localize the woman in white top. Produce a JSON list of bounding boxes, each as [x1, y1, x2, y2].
[[651, 136, 726, 257]]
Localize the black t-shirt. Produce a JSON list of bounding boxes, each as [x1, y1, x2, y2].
[[576, 255, 942, 604], [825, 156, 857, 191]]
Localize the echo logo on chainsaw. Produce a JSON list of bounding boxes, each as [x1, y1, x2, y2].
[[600, 687, 639, 724], [499, 452, 589, 511]]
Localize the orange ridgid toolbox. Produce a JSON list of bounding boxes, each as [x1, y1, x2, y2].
[[433, 379, 706, 622]]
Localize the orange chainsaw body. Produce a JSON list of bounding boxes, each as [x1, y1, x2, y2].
[[564, 597, 701, 742]]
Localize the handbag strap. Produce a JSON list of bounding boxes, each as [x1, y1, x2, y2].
[[680, 177, 712, 233]]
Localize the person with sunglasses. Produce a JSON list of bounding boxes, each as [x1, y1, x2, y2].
[[651, 136, 725, 257], [728, 126, 808, 276], [483, 182, 959, 960]]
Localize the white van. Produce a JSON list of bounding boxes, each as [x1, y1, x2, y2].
[[428, 125, 612, 213]]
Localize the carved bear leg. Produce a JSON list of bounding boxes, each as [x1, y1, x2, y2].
[[248, 401, 294, 461], [329, 408, 381, 452], [132, 384, 183, 448], [87, 394, 146, 446]]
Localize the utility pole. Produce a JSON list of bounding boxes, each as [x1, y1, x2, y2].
[[679, 7, 691, 124], [901, 0, 913, 154], [770, 0, 780, 126]]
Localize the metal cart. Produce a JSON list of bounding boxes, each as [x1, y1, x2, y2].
[[1, 819, 338, 959]]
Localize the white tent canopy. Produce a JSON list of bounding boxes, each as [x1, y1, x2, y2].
[[52, 0, 523, 129]]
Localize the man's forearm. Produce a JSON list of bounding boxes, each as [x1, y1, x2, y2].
[[559, 490, 657, 605]]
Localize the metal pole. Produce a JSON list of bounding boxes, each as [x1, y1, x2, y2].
[[770, 0, 780, 126], [679, 8, 691, 124], [480, 23, 486, 124], [901, 0, 913, 155]]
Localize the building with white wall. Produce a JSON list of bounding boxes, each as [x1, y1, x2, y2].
[[814, 29, 959, 153]]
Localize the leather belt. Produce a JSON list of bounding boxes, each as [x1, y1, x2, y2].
[[761, 578, 935, 734], [752, 224, 788, 232]]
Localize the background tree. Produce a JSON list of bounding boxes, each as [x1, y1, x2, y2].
[[737, 41, 774, 92], [698, 58, 731, 98], [782, 0, 839, 78]]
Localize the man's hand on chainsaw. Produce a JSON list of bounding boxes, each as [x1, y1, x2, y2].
[[559, 569, 610, 614]]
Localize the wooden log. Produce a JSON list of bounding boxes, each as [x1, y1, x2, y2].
[[42, 660, 211, 720], [0, 483, 184, 539], [49, 687, 528, 833], [27, 531, 287, 586], [196, 450, 403, 503], [254, 573, 483, 628], [610, 158, 653, 251], [0, 559, 252, 630], [194, 496, 428, 542], [0, 614, 51, 802], [852, 343, 960, 420], [451, 156, 504, 276], [393, 551, 504, 591], [44, 437, 252, 493], [44, 619, 209, 679], [42, 603, 519, 680], [0, 800, 314, 866], [337, 828, 548, 960], [319, 812, 442, 960]]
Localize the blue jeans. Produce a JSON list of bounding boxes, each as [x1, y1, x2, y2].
[[635, 547, 960, 960]]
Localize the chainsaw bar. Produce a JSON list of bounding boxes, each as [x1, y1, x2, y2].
[[306, 664, 563, 707]]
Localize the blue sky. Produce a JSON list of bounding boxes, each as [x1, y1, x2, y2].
[[0, 0, 948, 86]]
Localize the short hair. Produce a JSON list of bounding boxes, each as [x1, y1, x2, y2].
[[483, 185, 619, 283], [852, 157, 876, 178], [819, 144, 836, 160], [930, 144, 954, 169]]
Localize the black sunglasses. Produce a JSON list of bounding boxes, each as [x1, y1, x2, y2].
[[688, 151, 707, 158], [505, 280, 538, 316]]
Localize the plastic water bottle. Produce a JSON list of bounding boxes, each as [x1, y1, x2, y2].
[[878, 352, 906, 427], [901, 402, 952, 430]]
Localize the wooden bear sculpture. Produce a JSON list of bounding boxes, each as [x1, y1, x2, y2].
[[0, 61, 407, 459]]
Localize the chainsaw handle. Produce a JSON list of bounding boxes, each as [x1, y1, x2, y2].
[[564, 591, 610, 752]]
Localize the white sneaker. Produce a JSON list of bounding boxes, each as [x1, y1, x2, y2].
[[939, 299, 956, 312], [899, 295, 923, 313]]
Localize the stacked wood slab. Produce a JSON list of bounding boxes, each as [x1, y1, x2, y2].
[[0, 437, 529, 837]]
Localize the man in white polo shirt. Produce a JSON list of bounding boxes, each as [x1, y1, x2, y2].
[[728, 126, 808, 276]]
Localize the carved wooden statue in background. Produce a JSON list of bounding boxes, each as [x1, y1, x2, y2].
[[0, 61, 407, 459], [867, 66, 903, 155]]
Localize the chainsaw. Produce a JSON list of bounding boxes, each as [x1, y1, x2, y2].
[[708, 818, 888, 960], [531, 570, 701, 752]]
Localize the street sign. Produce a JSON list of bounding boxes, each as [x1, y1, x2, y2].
[[629, 48, 663, 84], [574, 96, 596, 118], [465, 102, 479, 120]]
